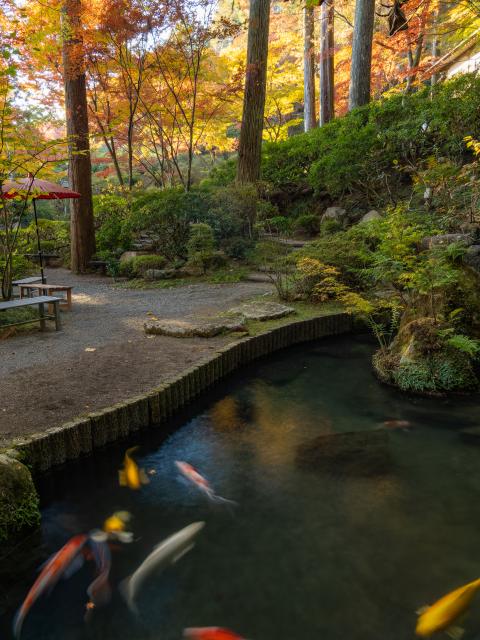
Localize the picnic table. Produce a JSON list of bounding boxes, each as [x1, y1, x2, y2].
[[0, 296, 62, 331], [19, 283, 73, 310]]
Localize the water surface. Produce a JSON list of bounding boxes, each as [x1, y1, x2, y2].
[[3, 334, 480, 640]]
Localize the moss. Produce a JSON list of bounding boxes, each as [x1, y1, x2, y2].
[[0, 454, 40, 543], [373, 331, 479, 395]]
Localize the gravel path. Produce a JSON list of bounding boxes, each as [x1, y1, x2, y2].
[[0, 269, 271, 443]]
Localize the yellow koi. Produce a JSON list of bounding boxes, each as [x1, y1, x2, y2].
[[416, 577, 480, 637], [103, 511, 131, 534], [118, 447, 149, 490]]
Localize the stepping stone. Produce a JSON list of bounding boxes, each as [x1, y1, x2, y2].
[[144, 316, 247, 338], [228, 301, 295, 321]]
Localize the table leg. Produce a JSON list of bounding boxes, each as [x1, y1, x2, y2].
[[39, 303, 46, 331], [67, 288, 72, 310], [54, 300, 61, 330]]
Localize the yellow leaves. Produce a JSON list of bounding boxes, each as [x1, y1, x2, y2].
[[464, 135, 480, 157]]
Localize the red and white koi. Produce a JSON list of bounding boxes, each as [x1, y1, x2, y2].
[[183, 628, 246, 640], [13, 534, 88, 638], [175, 461, 236, 506]]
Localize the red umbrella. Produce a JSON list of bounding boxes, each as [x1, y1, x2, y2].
[[1, 177, 81, 283]]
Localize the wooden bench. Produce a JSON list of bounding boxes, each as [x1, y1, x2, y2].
[[0, 296, 62, 331], [19, 283, 73, 311]]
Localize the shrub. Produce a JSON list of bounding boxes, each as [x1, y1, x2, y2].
[[221, 237, 255, 260], [294, 214, 320, 236], [93, 192, 132, 255], [187, 223, 218, 274], [129, 188, 211, 260], [118, 254, 167, 278], [262, 73, 480, 206]]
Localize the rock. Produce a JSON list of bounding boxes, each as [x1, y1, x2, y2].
[[296, 430, 392, 477], [144, 316, 247, 338], [321, 206, 347, 224], [227, 301, 295, 321], [0, 454, 40, 542], [144, 268, 177, 280], [360, 210, 382, 223], [421, 234, 473, 250], [464, 245, 480, 272]]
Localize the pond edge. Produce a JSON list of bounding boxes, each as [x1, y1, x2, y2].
[[9, 311, 354, 474]]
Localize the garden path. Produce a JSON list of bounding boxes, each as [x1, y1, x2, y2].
[[0, 269, 271, 444]]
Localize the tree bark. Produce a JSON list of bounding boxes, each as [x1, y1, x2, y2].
[[319, 0, 334, 125], [303, 6, 316, 131], [348, 0, 375, 110], [236, 0, 271, 184], [62, 0, 95, 273]]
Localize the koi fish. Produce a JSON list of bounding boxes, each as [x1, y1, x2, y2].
[[175, 461, 236, 506], [119, 447, 149, 490], [416, 577, 480, 637], [86, 530, 112, 610], [13, 534, 88, 639], [183, 628, 246, 639], [121, 521, 205, 614], [103, 511, 134, 543]]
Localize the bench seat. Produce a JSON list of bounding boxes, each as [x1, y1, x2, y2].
[[0, 296, 62, 331]]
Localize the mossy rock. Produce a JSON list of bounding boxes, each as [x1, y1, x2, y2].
[[373, 317, 478, 394], [0, 454, 40, 543]]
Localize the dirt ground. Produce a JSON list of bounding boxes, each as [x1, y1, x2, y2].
[[0, 269, 271, 446]]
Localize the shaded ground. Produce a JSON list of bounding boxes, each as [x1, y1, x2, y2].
[[0, 269, 271, 444]]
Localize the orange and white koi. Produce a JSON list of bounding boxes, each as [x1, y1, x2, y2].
[[103, 511, 134, 543], [119, 447, 149, 490], [175, 461, 236, 506], [86, 531, 112, 610], [13, 534, 88, 638], [183, 628, 246, 640]]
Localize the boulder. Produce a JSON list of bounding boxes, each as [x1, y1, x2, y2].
[[321, 206, 347, 224], [144, 268, 177, 280], [360, 210, 382, 223], [0, 454, 40, 542], [464, 245, 480, 272], [421, 234, 473, 250], [144, 315, 247, 338], [228, 301, 295, 321], [296, 430, 392, 477]]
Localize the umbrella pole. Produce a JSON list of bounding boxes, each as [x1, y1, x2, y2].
[[33, 199, 45, 284]]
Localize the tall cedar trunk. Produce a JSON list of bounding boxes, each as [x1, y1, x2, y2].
[[303, 6, 316, 131], [319, 0, 334, 125], [237, 0, 271, 184], [348, 0, 375, 110], [62, 0, 95, 272]]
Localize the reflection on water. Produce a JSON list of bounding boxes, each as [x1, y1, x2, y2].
[[2, 334, 480, 640]]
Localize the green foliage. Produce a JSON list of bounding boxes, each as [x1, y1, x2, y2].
[[294, 214, 320, 236], [392, 351, 478, 393], [119, 254, 167, 278], [262, 74, 480, 205], [187, 223, 216, 274], [129, 188, 209, 260], [93, 192, 133, 255], [201, 158, 237, 187], [221, 237, 254, 260]]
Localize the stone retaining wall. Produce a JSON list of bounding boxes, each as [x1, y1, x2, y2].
[[11, 312, 354, 474]]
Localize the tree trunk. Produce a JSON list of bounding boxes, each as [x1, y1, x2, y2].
[[62, 0, 95, 273], [236, 0, 271, 184], [303, 6, 316, 131], [319, 0, 334, 125], [348, 0, 375, 110]]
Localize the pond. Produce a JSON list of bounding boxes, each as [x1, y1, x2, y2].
[[2, 334, 480, 640]]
